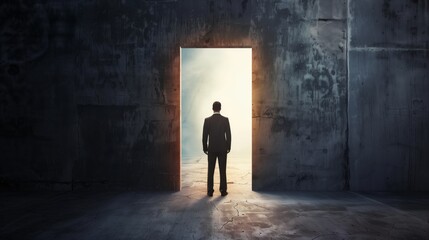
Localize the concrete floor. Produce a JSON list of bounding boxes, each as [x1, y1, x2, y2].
[[1, 157, 428, 239]]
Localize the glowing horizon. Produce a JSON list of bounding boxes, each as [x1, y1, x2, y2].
[[181, 48, 252, 161]]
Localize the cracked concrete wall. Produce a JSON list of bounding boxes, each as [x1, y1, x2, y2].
[[348, 0, 429, 191], [0, 0, 348, 191]]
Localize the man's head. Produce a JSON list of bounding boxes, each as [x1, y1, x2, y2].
[[212, 101, 221, 112]]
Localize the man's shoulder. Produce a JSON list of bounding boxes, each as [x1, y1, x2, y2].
[[204, 116, 213, 123]]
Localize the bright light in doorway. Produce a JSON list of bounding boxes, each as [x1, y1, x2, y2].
[[181, 48, 252, 162]]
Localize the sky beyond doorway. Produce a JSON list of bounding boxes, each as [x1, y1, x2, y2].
[[181, 48, 252, 163]]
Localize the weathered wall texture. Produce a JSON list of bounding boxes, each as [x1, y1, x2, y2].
[[2, 0, 428, 192], [0, 0, 181, 190], [349, 0, 429, 191], [0, 0, 348, 191], [251, 0, 348, 190]]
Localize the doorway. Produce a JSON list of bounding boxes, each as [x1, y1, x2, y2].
[[180, 48, 252, 192]]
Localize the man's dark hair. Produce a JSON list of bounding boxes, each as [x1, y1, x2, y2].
[[212, 101, 221, 112]]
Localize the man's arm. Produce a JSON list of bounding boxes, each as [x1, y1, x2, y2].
[[202, 118, 209, 154], [225, 118, 231, 153]]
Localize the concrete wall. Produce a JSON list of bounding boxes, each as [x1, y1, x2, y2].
[[251, 0, 348, 190], [348, 0, 429, 191], [0, 0, 348, 191], [3, 0, 427, 192]]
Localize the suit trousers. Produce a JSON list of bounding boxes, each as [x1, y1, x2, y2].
[[207, 151, 227, 193]]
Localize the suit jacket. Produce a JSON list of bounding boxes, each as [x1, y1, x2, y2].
[[202, 114, 231, 153]]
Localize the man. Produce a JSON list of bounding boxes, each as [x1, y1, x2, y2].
[[202, 101, 231, 197]]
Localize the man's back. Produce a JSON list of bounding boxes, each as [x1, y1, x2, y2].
[[203, 101, 231, 197], [202, 114, 231, 153]]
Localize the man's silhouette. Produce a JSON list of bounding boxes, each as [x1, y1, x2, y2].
[[202, 101, 231, 197]]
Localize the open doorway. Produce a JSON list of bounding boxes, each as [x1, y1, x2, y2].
[[180, 48, 252, 192]]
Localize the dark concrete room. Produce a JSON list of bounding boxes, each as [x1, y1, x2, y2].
[[1, 0, 428, 239]]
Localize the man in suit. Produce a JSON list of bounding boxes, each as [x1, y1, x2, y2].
[[202, 101, 231, 197]]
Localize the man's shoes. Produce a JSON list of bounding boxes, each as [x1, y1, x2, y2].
[[221, 191, 228, 197], [207, 191, 213, 197]]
